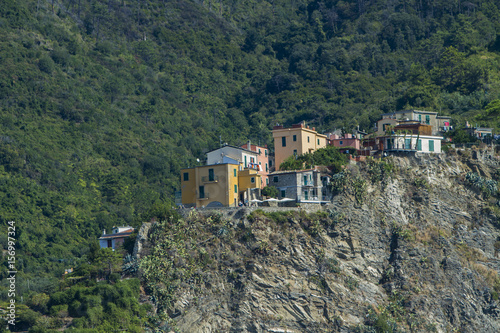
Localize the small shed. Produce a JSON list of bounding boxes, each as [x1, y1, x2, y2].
[[99, 226, 135, 250]]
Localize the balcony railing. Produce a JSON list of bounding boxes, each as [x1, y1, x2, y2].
[[201, 175, 219, 183]]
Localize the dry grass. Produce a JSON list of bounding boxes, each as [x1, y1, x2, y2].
[[414, 226, 451, 246], [456, 243, 488, 265], [472, 263, 499, 287]]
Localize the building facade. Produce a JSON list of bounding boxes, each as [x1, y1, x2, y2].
[[380, 134, 442, 153], [206, 145, 260, 168], [99, 226, 135, 250], [272, 123, 328, 170], [380, 110, 452, 135], [328, 133, 361, 150], [240, 142, 270, 187], [269, 169, 327, 202], [181, 163, 240, 208]]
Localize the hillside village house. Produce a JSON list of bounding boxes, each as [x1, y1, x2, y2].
[[328, 133, 361, 151], [180, 161, 262, 208], [272, 122, 328, 170], [464, 123, 493, 140], [99, 226, 135, 250], [240, 142, 272, 186], [379, 110, 452, 136], [269, 168, 328, 203], [370, 120, 443, 153]]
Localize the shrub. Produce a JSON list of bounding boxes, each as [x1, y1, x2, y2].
[[262, 185, 278, 198]]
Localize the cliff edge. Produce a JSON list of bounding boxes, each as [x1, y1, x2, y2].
[[138, 148, 500, 333]]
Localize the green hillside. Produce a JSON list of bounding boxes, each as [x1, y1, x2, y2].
[[1, 0, 500, 330]]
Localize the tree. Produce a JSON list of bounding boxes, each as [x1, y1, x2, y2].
[[95, 248, 123, 279], [262, 186, 278, 198]]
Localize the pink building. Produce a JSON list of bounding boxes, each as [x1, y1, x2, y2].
[[328, 133, 361, 150], [241, 142, 270, 187]]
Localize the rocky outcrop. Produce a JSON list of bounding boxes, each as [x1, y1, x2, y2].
[[139, 148, 500, 332]]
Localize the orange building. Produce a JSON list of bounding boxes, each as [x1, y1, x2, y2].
[[272, 123, 327, 170]]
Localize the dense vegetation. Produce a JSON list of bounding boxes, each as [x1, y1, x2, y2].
[[1, 0, 500, 330], [279, 145, 347, 171]]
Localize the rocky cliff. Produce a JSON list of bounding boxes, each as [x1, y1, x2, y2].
[[137, 148, 500, 332]]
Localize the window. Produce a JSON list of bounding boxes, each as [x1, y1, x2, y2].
[[317, 139, 320, 145], [244, 156, 247, 167], [234, 185, 238, 193], [418, 114, 422, 122], [280, 190, 286, 198], [273, 176, 279, 182], [265, 150, 268, 157], [282, 137, 286, 147], [199, 186, 205, 198], [417, 139, 422, 151], [405, 139, 411, 149], [107, 239, 112, 248], [208, 168, 214, 181], [304, 190, 309, 200], [265, 163, 268, 172], [293, 149, 297, 155], [293, 135, 297, 141], [234, 169, 237, 177], [425, 115, 430, 124], [183, 172, 189, 181], [429, 140, 434, 152], [258, 149, 261, 154], [266, 178, 269, 185], [250, 157, 255, 163], [339, 140, 343, 145], [251, 177, 255, 183], [303, 175, 307, 185], [307, 136, 310, 143]]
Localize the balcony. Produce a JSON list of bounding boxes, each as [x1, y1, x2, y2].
[[201, 175, 219, 183]]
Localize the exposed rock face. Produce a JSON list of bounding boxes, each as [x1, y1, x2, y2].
[[139, 148, 500, 332]]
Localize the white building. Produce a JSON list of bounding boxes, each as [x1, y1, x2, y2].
[[206, 145, 260, 169], [99, 226, 135, 250], [381, 134, 442, 153]]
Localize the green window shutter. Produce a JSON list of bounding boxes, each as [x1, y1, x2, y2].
[[234, 169, 237, 177], [429, 140, 434, 152], [234, 185, 237, 193], [405, 139, 411, 149], [282, 137, 286, 147], [417, 139, 422, 151]]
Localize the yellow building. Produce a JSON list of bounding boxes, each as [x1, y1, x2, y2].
[[272, 123, 327, 170], [180, 163, 240, 208], [238, 169, 262, 192]]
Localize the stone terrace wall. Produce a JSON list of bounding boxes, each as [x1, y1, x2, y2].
[[178, 203, 330, 219]]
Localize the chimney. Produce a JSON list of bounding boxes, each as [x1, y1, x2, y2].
[[247, 140, 251, 150], [103, 229, 106, 235]]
